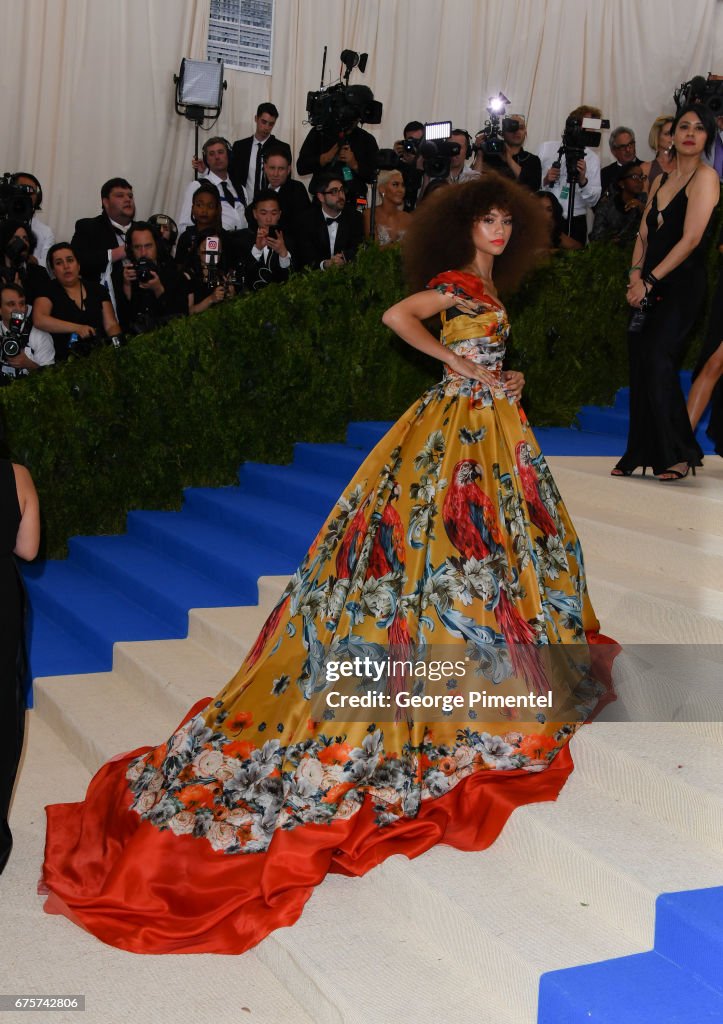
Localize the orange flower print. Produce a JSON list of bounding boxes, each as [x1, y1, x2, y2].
[[518, 734, 557, 760], [177, 784, 217, 809], [322, 782, 355, 804], [438, 756, 458, 776], [227, 711, 254, 733], [317, 742, 353, 765], [224, 740, 254, 760]]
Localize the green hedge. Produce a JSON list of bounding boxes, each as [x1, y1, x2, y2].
[[1, 233, 717, 558]]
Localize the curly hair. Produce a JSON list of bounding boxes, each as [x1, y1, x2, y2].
[[402, 173, 549, 295]]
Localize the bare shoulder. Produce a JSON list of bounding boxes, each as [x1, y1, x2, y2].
[[691, 162, 720, 195]]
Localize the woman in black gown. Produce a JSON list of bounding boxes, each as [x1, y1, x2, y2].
[[613, 104, 720, 481], [0, 456, 40, 874]]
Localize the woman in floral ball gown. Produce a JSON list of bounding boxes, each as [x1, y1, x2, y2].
[[42, 176, 615, 954]]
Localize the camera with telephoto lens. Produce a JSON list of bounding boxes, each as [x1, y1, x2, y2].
[[401, 137, 420, 155], [1, 309, 28, 360], [134, 256, 158, 284], [0, 172, 34, 223]]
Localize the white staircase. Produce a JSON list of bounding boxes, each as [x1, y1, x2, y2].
[[6, 455, 723, 1024]]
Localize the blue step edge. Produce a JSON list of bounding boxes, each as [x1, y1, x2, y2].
[[538, 887, 723, 1024]]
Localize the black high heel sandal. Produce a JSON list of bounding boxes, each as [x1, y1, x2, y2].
[[658, 464, 696, 482], [611, 465, 648, 477]]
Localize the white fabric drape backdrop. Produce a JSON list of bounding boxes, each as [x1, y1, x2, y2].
[[0, 0, 720, 242]]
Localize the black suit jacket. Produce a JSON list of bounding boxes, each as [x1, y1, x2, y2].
[[246, 179, 311, 234], [229, 135, 292, 199], [72, 213, 124, 282], [296, 204, 364, 269], [235, 228, 294, 291]]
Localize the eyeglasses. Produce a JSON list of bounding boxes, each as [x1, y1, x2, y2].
[[323, 187, 344, 196], [612, 140, 635, 150], [621, 173, 647, 181]]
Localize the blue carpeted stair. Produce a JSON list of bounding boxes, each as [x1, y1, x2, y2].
[[22, 371, 715, 682], [538, 887, 723, 1023]]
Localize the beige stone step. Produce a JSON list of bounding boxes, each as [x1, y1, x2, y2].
[[6, 713, 316, 1024], [569, 722, 723, 850], [549, 457, 723, 537]]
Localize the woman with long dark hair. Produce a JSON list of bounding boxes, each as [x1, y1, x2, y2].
[[41, 176, 615, 954], [613, 104, 720, 480]]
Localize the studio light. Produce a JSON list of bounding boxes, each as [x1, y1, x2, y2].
[[175, 58, 226, 122], [174, 58, 227, 177]]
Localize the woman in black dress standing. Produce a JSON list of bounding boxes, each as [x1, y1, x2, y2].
[[0, 456, 39, 874], [613, 104, 720, 480]]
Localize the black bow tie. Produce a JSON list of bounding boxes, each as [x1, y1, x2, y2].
[[325, 216, 339, 225]]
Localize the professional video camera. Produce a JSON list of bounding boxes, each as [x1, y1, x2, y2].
[[674, 74, 723, 114], [549, 111, 609, 232], [555, 114, 610, 183], [1, 309, 28, 361], [0, 173, 34, 223], [306, 48, 383, 137], [473, 93, 521, 157]]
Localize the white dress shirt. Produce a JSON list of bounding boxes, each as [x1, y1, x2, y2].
[[31, 215, 55, 268], [538, 140, 602, 215], [177, 173, 248, 234], [245, 137, 266, 200]]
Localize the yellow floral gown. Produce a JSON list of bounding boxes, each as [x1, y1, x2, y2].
[[42, 270, 614, 954]]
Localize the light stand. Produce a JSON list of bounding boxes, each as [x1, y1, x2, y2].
[[174, 58, 227, 178]]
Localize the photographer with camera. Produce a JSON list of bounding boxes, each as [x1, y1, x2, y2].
[[472, 113, 541, 191], [10, 173, 55, 267], [236, 190, 294, 291], [116, 222, 188, 335], [297, 120, 378, 205], [185, 229, 240, 313], [393, 121, 425, 211], [446, 130, 481, 184], [0, 283, 54, 380], [0, 220, 50, 306], [33, 242, 122, 360], [538, 105, 604, 245]]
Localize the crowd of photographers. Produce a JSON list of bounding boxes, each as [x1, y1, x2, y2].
[[1, 92, 721, 383]]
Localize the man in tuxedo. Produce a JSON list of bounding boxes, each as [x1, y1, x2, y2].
[[245, 144, 309, 234], [236, 191, 293, 291], [229, 103, 290, 203], [296, 171, 364, 271], [72, 177, 135, 283]]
